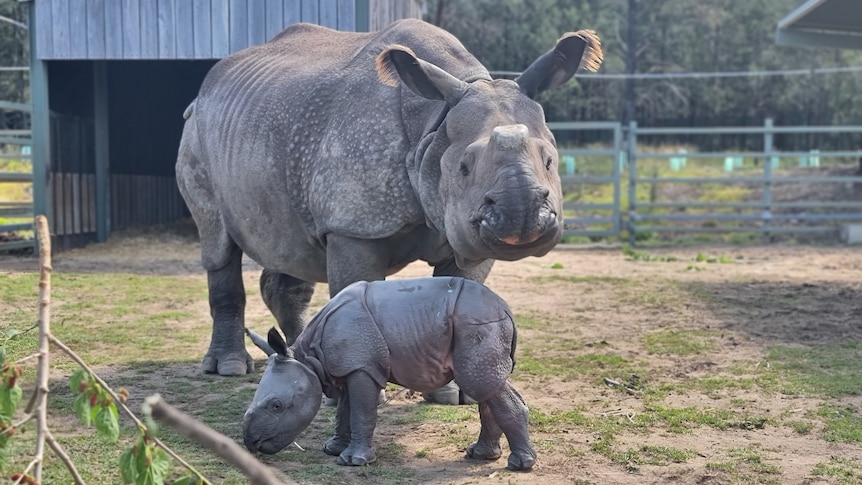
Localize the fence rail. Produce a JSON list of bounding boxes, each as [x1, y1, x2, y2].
[[0, 100, 34, 252], [550, 118, 862, 244]]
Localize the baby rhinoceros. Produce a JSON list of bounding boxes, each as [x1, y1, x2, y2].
[[242, 276, 536, 470]]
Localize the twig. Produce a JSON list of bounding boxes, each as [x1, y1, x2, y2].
[[12, 458, 38, 485], [603, 377, 642, 396], [145, 395, 292, 485], [45, 428, 86, 485], [47, 334, 209, 482], [34, 214, 51, 483], [15, 351, 43, 365], [1, 414, 34, 437]]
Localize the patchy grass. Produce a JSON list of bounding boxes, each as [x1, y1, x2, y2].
[[812, 456, 862, 485], [643, 329, 716, 356], [766, 341, 862, 398], [706, 445, 782, 483]]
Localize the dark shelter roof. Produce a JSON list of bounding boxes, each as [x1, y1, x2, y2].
[[776, 0, 862, 49]]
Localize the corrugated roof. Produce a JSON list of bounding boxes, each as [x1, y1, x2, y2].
[[776, 0, 862, 49]]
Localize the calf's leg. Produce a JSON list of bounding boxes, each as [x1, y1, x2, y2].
[[323, 392, 352, 456], [484, 383, 536, 471], [335, 372, 380, 466], [466, 401, 503, 461]]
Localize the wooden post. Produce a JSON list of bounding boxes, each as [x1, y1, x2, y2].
[[94, 61, 111, 242], [29, 2, 52, 255]]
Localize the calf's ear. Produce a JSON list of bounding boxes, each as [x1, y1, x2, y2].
[[376, 44, 469, 105], [516, 30, 603, 99], [267, 327, 290, 358]]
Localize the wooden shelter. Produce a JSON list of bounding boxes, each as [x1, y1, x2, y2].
[[26, 0, 423, 250], [776, 0, 862, 50]]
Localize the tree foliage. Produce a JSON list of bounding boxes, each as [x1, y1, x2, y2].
[[0, 0, 28, 130], [426, 0, 862, 148]]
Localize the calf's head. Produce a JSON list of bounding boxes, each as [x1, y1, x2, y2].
[[242, 328, 321, 455], [377, 30, 602, 267]]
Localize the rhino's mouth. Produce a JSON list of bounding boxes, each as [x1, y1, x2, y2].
[[473, 203, 560, 251]]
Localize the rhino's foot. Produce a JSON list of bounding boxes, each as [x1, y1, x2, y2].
[[422, 381, 476, 405], [323, 436, 350, 456], [336, 445, 376, 466], [465, 441, 502, 461], [201, 350, 254, 376], [506, 448, 537, 471]]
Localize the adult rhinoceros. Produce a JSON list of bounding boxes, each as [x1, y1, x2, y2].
[[176, 18, 602, 377]]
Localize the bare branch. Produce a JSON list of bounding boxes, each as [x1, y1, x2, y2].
[[0, 414, 33, 437], [45, 428, 86, 485], [12, 458, 38, 485], [145, 395, 293, 485], [15, 351, 42, 365], [34, 215, 52, 483]]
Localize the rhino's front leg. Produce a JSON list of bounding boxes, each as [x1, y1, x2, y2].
[[325, 235, 390, 296], [323, 391, 351, 456], [335, 372, 380, 466], [259, 270, 315, 345], [203, 247, 254, 376]]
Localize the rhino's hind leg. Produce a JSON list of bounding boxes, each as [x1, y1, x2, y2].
[[480, 383, 536, 471], [203, 246, 254, 376], [466, 401, 503, 461], [259, 270, 315, 345]]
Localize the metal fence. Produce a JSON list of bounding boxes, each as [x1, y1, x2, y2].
[[0, 100, 33, 252], [551, 118, 862, 244]]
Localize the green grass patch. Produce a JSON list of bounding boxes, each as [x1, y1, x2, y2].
[[636, 405, 775, 433], [529, 274, 630, 285], [766, 341, 862, 398], [516, 349, 644, 384], [643, 329, 716, 356], [812, 456, 862, 485], [706, 445, 782, 483], [818, 406, 862, 443]]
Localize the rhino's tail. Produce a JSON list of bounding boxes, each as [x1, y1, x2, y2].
[[508, 310, 518, 373], [182, 99, 196, 120]]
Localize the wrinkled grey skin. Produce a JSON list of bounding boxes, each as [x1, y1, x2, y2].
[[176, 19, 603, 376], [243, 277, 536, 470]]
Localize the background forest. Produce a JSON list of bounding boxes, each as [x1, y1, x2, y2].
[[426, 0, 862, 149], [1, 0, 861, 144]]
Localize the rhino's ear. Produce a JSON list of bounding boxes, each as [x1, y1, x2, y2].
[[267, 327, 291, 358], [376, 44, 468, 105], [516, 30, 603, 99]]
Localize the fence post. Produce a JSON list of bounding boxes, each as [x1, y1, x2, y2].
[[613, 124, 623, 236], [762, 118, 774, 241], [627, 121, 638, 245]]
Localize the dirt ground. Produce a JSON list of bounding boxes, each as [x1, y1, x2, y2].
[[3, 224, 861, 484]]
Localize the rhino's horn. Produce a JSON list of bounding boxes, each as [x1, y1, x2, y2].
[[245, 327, 276, 356]]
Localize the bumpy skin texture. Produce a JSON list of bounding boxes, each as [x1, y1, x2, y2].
[[176, 19, 601, 375], [242, 277, 537, 470]]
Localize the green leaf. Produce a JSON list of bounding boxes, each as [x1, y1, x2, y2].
[[95, 406, 120, 442], [4, 328, 21, 339], [0, 385, 22, 417], [150, 448, 171, 483], [169, 477, 192, 485], [70, 369, 88, 394], [0, 348, 6, 366], [74, 392, 92, 427], [120, 447, 138, 484]]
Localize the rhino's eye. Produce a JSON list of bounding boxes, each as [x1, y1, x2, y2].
[[459, 162, 470, 176], [269, 399, 284, 413], [545, 156, 554, 170]]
